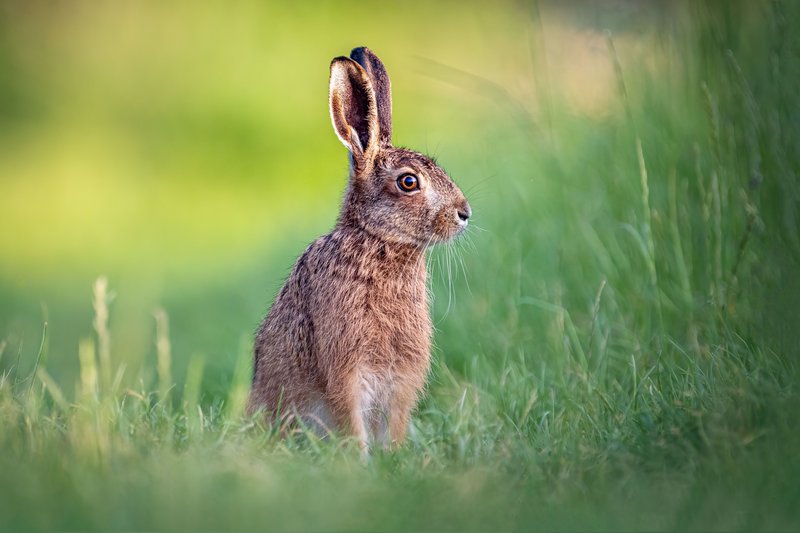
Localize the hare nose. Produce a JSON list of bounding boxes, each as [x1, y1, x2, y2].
[[457, 201, 472, 223]]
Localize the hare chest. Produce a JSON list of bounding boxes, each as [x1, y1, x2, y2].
[[353, 295, 432, 446]]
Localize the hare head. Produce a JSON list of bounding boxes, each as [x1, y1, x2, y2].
[[329, 47, 471, 247]]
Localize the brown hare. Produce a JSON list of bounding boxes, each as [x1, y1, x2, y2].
[[248, 47, 471, 452]]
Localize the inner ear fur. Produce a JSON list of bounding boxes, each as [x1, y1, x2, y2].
[[349, 47, 392, 147], [329, 57, 380, 166]]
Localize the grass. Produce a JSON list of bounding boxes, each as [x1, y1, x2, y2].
[[2, 2, 800, 531]]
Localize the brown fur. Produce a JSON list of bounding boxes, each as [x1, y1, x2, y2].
[[248, 47, 471, 451]]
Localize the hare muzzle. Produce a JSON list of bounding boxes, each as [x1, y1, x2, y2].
[[456, 200, 472, 226], [434, 198, 471, 243]]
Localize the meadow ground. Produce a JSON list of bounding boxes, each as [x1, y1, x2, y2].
[[1, 2, 799, 531]]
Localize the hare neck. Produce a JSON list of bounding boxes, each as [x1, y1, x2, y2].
[[333, 224, 426, 278], [337, 192, 430, 251], [336, 207, 427, 255]]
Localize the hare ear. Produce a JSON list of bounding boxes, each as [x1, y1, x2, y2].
[[350, 47, 392, 147], [329, 57, 380, 170]]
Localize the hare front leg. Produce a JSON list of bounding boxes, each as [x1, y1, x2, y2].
[[387, 387, 417, 446], [329, 370, 371, 454], [349, 405, 370, 456]]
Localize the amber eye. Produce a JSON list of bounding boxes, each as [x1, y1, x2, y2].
[[397, 173, 419, 192]]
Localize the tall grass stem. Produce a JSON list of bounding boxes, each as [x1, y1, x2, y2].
[[92, 277, 112, 393], [154, 308, 172, 404]]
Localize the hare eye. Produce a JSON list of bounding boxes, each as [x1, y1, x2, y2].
[[397, 174, 419, 192]]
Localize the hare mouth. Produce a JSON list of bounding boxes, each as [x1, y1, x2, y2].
[[452, 223, 468, 240], [432, 224, 467, 246]]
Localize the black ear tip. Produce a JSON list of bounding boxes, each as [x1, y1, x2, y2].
[[349, 47, 371, 66], [350, 46, 369, 57], [349, 47, 388, 76]]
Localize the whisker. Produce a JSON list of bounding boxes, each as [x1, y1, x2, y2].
[[450, 243, 457, 302], [468, 223, 490, 234], [461, 230, 479, 254], [442, 245, 451, 319], [455, 237, 472, 296], [443, 244, 453, 319], [462, 181, 492, 201], [432, 247, 449, 326]]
